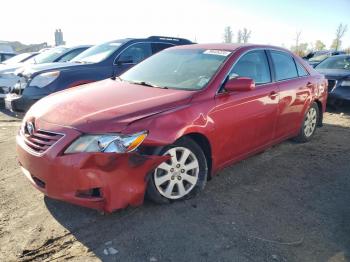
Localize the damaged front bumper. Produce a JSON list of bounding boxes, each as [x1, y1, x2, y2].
[[16, 120, 168, 213]]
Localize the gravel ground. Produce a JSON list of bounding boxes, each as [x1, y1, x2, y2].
[[0, 105, 349, 262]]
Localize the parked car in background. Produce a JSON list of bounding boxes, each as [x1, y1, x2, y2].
[[0, 43, 16, 62], [315, 54, 350, 106], [0, 52, 16, 63], [16, 44, 327, 212], [0, 52, 38, 67], [5, 36, 192, 113], [0, 45, 91, 98], [304, 50, 346, 67]]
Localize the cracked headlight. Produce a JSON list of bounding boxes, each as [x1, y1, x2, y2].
[[64, 131, 148, 154], [30, 71, 60, 88]]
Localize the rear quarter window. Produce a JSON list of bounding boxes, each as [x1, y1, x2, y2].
[[295, 60, 309, 77]]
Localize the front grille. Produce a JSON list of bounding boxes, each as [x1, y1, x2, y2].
[[327, 79, 337, 92], [22, 129, 64, 154]]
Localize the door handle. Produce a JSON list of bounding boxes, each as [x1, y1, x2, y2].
[[269, 91, 278, 99], [306, 82, 313, 88]]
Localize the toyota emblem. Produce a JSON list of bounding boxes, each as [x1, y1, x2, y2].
[[26, 122, 35, 136]]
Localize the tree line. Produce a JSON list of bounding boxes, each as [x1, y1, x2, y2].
[[223, 26, 252, 44], [223, 23, 349, 56]]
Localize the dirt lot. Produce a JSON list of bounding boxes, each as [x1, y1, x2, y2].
[[0, 105, 349, 262]]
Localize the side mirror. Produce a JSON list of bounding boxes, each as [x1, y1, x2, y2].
[[224, 77, 255, 92]]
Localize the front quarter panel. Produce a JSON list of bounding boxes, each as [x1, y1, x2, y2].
[[124, 97, 217, 157]]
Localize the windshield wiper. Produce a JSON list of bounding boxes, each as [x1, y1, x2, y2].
[[73, 60, 90, 64], [112, 76, 123, 81], [130, 81, 168, 89]]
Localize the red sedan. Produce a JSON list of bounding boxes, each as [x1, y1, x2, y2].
[[16, 44, 328, 212]]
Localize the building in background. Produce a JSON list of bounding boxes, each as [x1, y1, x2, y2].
[[54, 29, 65, 46]]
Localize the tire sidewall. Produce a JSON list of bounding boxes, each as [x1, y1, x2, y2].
[[301, 102, 319, 141], [146, 137, 208, 204]]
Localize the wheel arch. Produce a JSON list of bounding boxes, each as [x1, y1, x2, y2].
[[179, 132, 213, 179], [314, 99, 323, 127]]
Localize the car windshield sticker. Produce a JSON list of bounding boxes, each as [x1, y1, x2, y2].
[[197, 77, 210, 87], [203, 50, 231, 56]]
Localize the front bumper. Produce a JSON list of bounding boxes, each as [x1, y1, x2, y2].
[[4, 93, 38, 112], [16, 120, 167, 212], [327, 80, 350, 101]]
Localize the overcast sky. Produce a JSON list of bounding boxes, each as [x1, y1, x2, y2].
[[1, 0, 350, 49]]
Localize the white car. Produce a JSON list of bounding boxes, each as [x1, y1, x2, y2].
[[0, 53, 38, 98]]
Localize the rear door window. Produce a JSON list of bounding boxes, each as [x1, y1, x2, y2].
[[117, 43, 152, 64], [230, 50, 271, 85], [270, 51, 298, 81]]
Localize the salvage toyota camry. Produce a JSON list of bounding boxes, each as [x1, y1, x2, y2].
[[17, 44, 328, 212]]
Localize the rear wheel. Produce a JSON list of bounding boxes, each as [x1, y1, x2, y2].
[[146, 137, 208, 204], [294, 102, 319, 142]]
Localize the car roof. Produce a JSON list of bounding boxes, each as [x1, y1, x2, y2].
[[170, 43, 289, 52], [325, 54, 350, 58], [107, 36, 192, 45], [61, 45, 92, 49]]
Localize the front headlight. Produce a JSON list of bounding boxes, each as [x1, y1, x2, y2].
[[30, 71, 60, 88], [64, 131, 148, 154], [340, 80, 350, 87]]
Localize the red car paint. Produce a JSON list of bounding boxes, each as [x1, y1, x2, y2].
[[17, 44, 328, 212]]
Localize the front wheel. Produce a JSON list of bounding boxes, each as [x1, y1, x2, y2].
[[146, 137, 208, 204], [294, 102, 319, 143]]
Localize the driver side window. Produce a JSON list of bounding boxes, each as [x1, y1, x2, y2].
[[230, 50, 271, 85], [117, 43, 152, 65]]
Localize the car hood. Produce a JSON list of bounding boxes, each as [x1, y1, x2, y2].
[[17, 62, 84, 77], [316, 69, 350, 80], [28, 79, 195, 133]]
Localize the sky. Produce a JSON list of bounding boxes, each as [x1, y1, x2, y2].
[[1, 0, 350, 50]]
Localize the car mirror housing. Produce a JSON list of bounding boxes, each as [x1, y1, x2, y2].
[[224, 77, 255, 92]]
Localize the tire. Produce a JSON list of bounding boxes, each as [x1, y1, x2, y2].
[[294, 102, 319, 143], [146, 137, 208, 204]]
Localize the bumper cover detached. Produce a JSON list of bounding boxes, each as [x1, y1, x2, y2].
[[16, 121, 168, 213]]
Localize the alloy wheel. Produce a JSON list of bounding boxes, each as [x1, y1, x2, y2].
[[153, 147, 199, 199], [304, 107, 317, 137]]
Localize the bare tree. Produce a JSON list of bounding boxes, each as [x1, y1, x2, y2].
[[223, 26, 233, 43], [294, 31, 302, 55], [241, 28, 252, 43], [237, 30, 242, 43], [331, 23, 348, 51]]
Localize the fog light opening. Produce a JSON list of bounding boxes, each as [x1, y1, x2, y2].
[[76, 188, 102, 198], [32, 176, 46, 189]]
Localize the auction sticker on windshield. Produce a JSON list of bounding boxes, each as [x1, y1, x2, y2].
[[203, 50, 231, 56]]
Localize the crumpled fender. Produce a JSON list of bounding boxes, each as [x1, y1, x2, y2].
[[78, 152, 170, 212]]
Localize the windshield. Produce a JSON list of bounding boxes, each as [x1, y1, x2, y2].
[[120, 49, 230, 90], [316, 56, 350, 70], [2, 53, 34, 65], [72, 41, 123, 63], [25, 47, 68, 64], [309, 54, 329, 62]]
